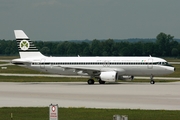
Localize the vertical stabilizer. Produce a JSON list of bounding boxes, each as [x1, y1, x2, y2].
[[14, 30, 45, 58]]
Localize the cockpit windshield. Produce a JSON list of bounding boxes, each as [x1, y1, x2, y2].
[[156, 62, 173, 66]]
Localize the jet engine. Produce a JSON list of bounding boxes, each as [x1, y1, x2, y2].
[[100, 71, 118, 82]]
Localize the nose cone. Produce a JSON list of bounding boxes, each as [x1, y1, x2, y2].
[[161, 66, 175, 75], [168, 66, 175, 74]]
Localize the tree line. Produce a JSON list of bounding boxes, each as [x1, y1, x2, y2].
[[0, 32, 179, 57]]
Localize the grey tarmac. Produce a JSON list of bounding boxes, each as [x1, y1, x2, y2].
[[0, 82, 180, 110]]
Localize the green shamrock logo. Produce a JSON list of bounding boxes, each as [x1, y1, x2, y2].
[[19, 40, 30, 51]]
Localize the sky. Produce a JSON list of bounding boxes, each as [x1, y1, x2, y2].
[[0, 0, 180, 41]]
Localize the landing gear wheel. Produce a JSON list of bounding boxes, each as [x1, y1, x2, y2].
[[150, 80, 155, 84], [99, 79, 105, 84], [87, 79, 94, 85], [150, 74, 155, 84]]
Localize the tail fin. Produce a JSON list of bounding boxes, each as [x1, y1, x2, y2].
[[14, 30, 45, 58]]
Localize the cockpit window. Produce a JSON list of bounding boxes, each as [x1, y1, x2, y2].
[[164, 62, 168, 65], [156, 62, 172, 67]]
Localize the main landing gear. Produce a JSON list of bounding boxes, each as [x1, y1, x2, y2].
[[98, 79, 105, 84], [87, 78, 105, 85], [87, 79, 94, 85], [150, 75, 155, 84]]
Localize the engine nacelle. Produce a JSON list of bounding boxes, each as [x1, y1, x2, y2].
[[100, 71, 118, 82], [119, 76, 134, 81]]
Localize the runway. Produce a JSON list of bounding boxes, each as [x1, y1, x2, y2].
[[0, 82, 180, 110]]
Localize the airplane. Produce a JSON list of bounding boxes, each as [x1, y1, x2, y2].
[[11, 30, 175, 85]]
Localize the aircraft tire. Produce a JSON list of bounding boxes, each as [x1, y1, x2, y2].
[[150, 80, 155, 84], [99, 79, 105, 84], [87, 79, 94, 85]]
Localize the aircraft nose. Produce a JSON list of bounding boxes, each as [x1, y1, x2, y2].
[[166, 66, 175, 74]]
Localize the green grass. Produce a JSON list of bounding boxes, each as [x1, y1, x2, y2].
[[0, 107, 180, 120], [0, 56, 19, 60], [0, 56, 18, 64], [0, 76, 87, 82], [0, 62, 8, 64], [0, 65, 45, 74], [164, 57, 180, 62]]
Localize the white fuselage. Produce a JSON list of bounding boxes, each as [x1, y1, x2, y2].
[[14, 56, 174, 77]]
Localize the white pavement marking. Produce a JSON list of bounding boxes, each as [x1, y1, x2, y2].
[[0, 82, 180, 110]]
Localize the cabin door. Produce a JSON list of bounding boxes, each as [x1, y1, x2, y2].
[[40, 58, 46, 69], [147, 59, 153, 69]]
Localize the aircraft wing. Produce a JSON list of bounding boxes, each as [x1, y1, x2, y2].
[[59, 65, 125, 76]]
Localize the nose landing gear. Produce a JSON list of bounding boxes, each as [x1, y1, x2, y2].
[[150, 75, 155, 84]]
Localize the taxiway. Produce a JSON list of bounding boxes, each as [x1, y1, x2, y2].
[[0, 82, 180, 110]]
